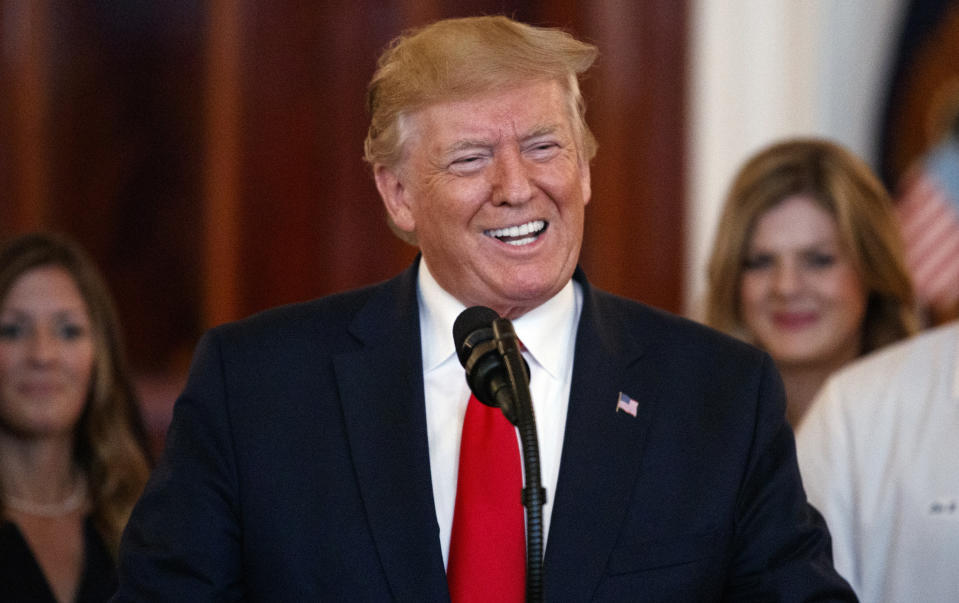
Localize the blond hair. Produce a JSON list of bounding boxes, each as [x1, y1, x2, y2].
[[364, 15, 598, 170], [0, 232, 152, 556], [705, 138, 918, 354]]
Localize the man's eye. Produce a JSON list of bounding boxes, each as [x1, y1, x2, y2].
[[527, 142, 560, 159], [449, 155, 488, 174]]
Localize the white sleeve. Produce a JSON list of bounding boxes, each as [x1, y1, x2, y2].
[[795, 378, 861, 595]]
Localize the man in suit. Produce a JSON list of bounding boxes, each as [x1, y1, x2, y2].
[[114, 15, 855, 601]]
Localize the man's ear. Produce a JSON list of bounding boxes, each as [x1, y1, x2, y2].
[[579, 157, 592, 206], [374, 164, 416, 233]]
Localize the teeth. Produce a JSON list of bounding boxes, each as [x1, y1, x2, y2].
[[505, 236, 537, 246], [484, 220, 546, 240]]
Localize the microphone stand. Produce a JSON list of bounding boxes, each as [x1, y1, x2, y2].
[[492, 319, 545, 603]]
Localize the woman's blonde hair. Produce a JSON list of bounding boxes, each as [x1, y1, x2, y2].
[[364, 15, 599, 170], [0, 232, 152, 556], [705, 138, 918, 354]]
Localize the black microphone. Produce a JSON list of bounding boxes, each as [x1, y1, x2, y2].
[[453, 306, 546, 603], [453, 306, 528, 425], [453, 306, 546, 601]]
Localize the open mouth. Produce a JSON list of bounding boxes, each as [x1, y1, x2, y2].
[[484, 220, 547, 246]]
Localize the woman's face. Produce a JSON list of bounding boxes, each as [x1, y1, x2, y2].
[[739, 195, 868, 370], [0, 266, 95, 440]]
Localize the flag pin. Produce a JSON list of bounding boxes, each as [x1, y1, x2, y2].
[[616, 392, 639, 417]]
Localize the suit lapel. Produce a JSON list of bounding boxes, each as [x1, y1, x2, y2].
[[333, 262, 449, 601], [333, 265, 653, 600], [545, 281, 651, 600]]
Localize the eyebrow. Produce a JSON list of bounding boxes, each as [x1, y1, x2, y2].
[[0, 307, 90, 321], [443, 124, 563, 155], [748, 239, 841, 254], [524, 124, 560, 140], [445, 138, 493, 154]]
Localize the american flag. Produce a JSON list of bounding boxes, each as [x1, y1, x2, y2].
[[615, 392, 639, 417], [895, 131, 959, 316]]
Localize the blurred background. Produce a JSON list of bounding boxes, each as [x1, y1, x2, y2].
[[2, 0, 957, 454]]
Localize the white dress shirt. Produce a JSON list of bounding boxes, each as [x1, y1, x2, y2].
[[417, 259, 582, 567]]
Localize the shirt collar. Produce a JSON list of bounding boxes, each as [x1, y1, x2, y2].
[[417, 258, 580, 378], [511, 280, 579, 380], [417, 260, 467, 372]]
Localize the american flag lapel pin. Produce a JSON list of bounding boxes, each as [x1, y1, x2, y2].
[[616, 392, 639, 417]]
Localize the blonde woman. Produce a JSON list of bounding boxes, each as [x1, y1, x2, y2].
[[705, 138, 918, 426]]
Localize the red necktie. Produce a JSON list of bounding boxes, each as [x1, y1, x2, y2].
[[446, 393, 526, 602]]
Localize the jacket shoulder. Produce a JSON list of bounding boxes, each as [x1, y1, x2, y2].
[[587, 288, 764, 361], [208, 269, 413, 348]]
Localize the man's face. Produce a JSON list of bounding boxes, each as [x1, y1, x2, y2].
[[376, 79, 591, 318]]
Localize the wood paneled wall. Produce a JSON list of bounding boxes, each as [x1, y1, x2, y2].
[[1, 1, 687, 443]]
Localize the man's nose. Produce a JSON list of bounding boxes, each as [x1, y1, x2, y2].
[[492, 148, 533, 205]]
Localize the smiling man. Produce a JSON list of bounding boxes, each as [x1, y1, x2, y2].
[[114, 15, 855, 602], [375, 78, 589, 319]]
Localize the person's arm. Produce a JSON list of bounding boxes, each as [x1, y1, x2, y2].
[[796, 380, 860, 594], [725, 355, 857, 601], [113, 330, 245, 601]]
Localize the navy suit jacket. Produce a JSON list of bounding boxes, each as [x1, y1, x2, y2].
[[115, 261, 855, 601]]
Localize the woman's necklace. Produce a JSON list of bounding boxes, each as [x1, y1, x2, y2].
[[3, 479, 88, 517]]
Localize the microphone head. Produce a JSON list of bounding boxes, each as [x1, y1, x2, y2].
[[453, 306, 500, 367]]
